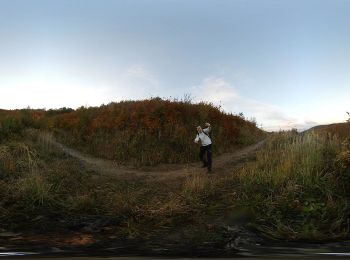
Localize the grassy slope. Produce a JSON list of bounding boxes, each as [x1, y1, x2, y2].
[[0, 100, 264, 241], [1, 104, 350, 250], [1, 130, 350, 247], [0, 130, 259, 246]]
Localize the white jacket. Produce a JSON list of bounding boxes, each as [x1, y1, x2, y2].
[[194, 127, 212, 146]]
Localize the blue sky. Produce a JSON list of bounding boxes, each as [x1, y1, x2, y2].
[[0, 0, 349, 130]]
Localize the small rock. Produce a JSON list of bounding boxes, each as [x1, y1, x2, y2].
[[102, 226, 114, 231], [9, 236, 24, 241], [33, 215, 44, 221], [50, 247, 65, 253], [223, 225, 262, 250], [0, 232, 21, 237]]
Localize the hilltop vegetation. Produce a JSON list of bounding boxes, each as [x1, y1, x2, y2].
[[0, 98, 264, 166]]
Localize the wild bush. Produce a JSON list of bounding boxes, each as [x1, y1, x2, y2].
[[0, 142, 38, 178], [42, 98, 264, 166]]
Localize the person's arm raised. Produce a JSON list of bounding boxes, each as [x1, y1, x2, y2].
[[203, 123, 211, 133]]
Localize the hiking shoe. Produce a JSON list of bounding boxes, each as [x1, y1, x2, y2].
[[207, 169, 212, 174], [202, 163, 208, 168]]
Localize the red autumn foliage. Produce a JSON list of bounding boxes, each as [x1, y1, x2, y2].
[[0, 98, 265, 166], [41, 98, 264, 166]]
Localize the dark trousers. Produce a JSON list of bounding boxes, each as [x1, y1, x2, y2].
[[199, 144, 212, 170]]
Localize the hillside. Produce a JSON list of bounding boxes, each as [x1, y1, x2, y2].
[[0, 100, 268, 254], [2, 102, 350, 255], [16, 98, 264, 166], [308, 122, 350, 140]]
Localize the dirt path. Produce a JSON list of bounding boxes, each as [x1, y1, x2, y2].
[[48, 136, 265, 178]]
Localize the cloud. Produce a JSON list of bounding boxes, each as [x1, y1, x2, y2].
[[192, 77, 318, 131], [193, 77, 238, 103], [125, 64, 159, 87]]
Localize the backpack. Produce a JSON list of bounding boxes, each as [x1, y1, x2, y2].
[[197, 127, 212, 140]]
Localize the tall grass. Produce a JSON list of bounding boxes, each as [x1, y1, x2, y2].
[[234, 131, 349, 240], [15, 172, 54, 206], [239, 132, 340, 187], [0, 142, 38, 177]]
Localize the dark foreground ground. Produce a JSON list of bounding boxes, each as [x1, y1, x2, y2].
[[1, 244, 350, 259], [1, 257, 350, 259], [2, 227, 350, 259]]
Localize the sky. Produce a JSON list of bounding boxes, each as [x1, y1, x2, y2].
[[0, 0, 349, 131]]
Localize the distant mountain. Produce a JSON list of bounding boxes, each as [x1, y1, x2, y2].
[[308, 122, 350, 139]]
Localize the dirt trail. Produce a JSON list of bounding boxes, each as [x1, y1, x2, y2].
[[49, 137, 265, 178]]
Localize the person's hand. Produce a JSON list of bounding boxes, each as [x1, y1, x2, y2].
[[194, 140, 199, 144], [205, 122, 210, 127]]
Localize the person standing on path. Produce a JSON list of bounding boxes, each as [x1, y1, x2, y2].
[[194, 122, 212, 173]]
